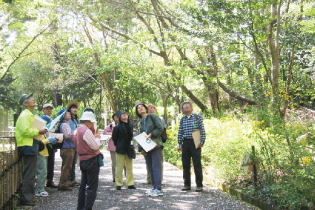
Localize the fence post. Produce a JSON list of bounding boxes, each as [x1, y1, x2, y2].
[[252, 146, 257, 192]]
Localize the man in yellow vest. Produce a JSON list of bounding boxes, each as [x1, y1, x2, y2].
[[15, 94, 48, 206]]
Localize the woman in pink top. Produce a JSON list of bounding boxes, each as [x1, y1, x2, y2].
[[103, 112, 120, 182]]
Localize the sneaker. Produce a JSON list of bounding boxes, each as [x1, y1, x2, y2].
[[157, 190, 164, 196], [35, 191, 49, 197], [149, 189, 159, 197], [145, 188, 154, 194]]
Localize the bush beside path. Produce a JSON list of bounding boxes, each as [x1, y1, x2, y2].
[[17, 150, 257, 210]]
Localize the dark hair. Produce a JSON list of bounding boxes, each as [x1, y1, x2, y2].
[[69, 106, 78, 124], [135, 102, 148, 118]]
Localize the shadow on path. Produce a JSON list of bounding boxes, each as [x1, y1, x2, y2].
[[18, 150, 257, 210]]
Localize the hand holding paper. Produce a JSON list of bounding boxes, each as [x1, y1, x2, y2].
[[134, 132, 157, 152]]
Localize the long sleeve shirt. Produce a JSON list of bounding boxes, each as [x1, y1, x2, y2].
[[78, 124, 101, 150], [177, 113, 206, 147], [60, 121, 75, 148]]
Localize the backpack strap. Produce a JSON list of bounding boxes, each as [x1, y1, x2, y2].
[[193, 114, 201, 129]]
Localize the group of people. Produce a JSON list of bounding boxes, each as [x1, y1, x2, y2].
[[15, 93, 206, 210], [16, 94, 101, 210]]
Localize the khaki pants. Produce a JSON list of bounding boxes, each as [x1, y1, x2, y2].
[[115, 153, 134, 187], [59, 148, 75, 187]]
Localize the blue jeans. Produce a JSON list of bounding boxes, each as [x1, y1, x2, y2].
[[145, 147, 162, 190], [77, 156, 99, 210]]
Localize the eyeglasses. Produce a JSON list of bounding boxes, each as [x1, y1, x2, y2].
[[183, 104, 191, 108]]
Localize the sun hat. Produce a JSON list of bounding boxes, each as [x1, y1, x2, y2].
[[79, 111, 97, 123], [66, 100, 79, 109]]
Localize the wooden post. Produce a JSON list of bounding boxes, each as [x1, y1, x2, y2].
[[252, 146, 258, 192]]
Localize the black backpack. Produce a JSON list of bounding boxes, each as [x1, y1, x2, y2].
[[149, 115, 167, 143]]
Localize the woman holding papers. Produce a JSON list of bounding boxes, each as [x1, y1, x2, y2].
[[135, 102, 164, 197], [112, 111, 136, 190]]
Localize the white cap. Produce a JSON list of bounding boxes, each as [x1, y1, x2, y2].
[[79, 111, 96, 123], [43, 103, 54, 109]]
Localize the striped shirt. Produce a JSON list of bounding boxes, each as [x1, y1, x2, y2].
[[177, 114, 206, 147]]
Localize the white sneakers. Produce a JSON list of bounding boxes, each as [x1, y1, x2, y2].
[[148, 189, 163, 197], [35, 191, 49, 197]]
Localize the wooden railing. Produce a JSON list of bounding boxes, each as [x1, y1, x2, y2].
[[0, 134, 22, 210]]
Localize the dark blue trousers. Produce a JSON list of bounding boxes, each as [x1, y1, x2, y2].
[[77, 156, 99, 210], [145, 147, 162, 190]]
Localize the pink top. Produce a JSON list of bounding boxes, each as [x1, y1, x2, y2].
[[103, 122, 116, 152]]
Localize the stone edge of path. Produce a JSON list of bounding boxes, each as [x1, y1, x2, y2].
[[205, 176, 280, 210]]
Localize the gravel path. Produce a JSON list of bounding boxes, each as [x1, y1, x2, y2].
[[17, 150, 257, 210]]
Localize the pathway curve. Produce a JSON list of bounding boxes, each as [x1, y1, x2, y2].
[[18, 150, 257, 210]]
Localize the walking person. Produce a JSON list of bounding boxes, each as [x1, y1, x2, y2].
[[41, 103, 58, 188], [136, 102, 164, 197], [58, 109, 75, 191], [67, 100, 80, 187], [15, 94, 48, 206], [177, 101, 206, 192], [73, 111, 101, 210], [112, 111, 136, 190], [103, 112, 120, 182]]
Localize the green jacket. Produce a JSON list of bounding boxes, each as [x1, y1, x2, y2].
[[15, 109, 40, 147], [138, 114, 164, 152]]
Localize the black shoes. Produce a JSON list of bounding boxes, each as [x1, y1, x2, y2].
[[116, 186, 121, 190], [46, 182, 58, 188], [195, 187, 203, 192], [20, 201, 36, 206], [128, 185, 136, 189], [113, 178, 115, 182], [182, 186, 191, 191]]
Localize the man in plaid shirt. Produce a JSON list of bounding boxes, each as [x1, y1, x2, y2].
[[177, 101, 206, 192]]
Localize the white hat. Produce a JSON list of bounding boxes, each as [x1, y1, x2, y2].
[[43, 103, 54, 109], [79, 111, 96, 123]]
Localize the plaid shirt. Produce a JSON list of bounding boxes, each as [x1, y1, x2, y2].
[[178, 114, 206, 147]]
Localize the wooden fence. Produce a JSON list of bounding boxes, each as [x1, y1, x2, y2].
[[0, 132, 22, 210]]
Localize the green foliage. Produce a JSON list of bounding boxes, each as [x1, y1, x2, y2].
[[164, 113, 315, 209]]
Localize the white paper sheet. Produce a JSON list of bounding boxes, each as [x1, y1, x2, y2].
[[100, 135, 111, 141], [31, 115, 47, 130], [133, 132, 157, 152]]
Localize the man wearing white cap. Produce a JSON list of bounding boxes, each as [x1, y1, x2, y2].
[[41, 103, 58, 188], [73, 111, 101, 210]]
